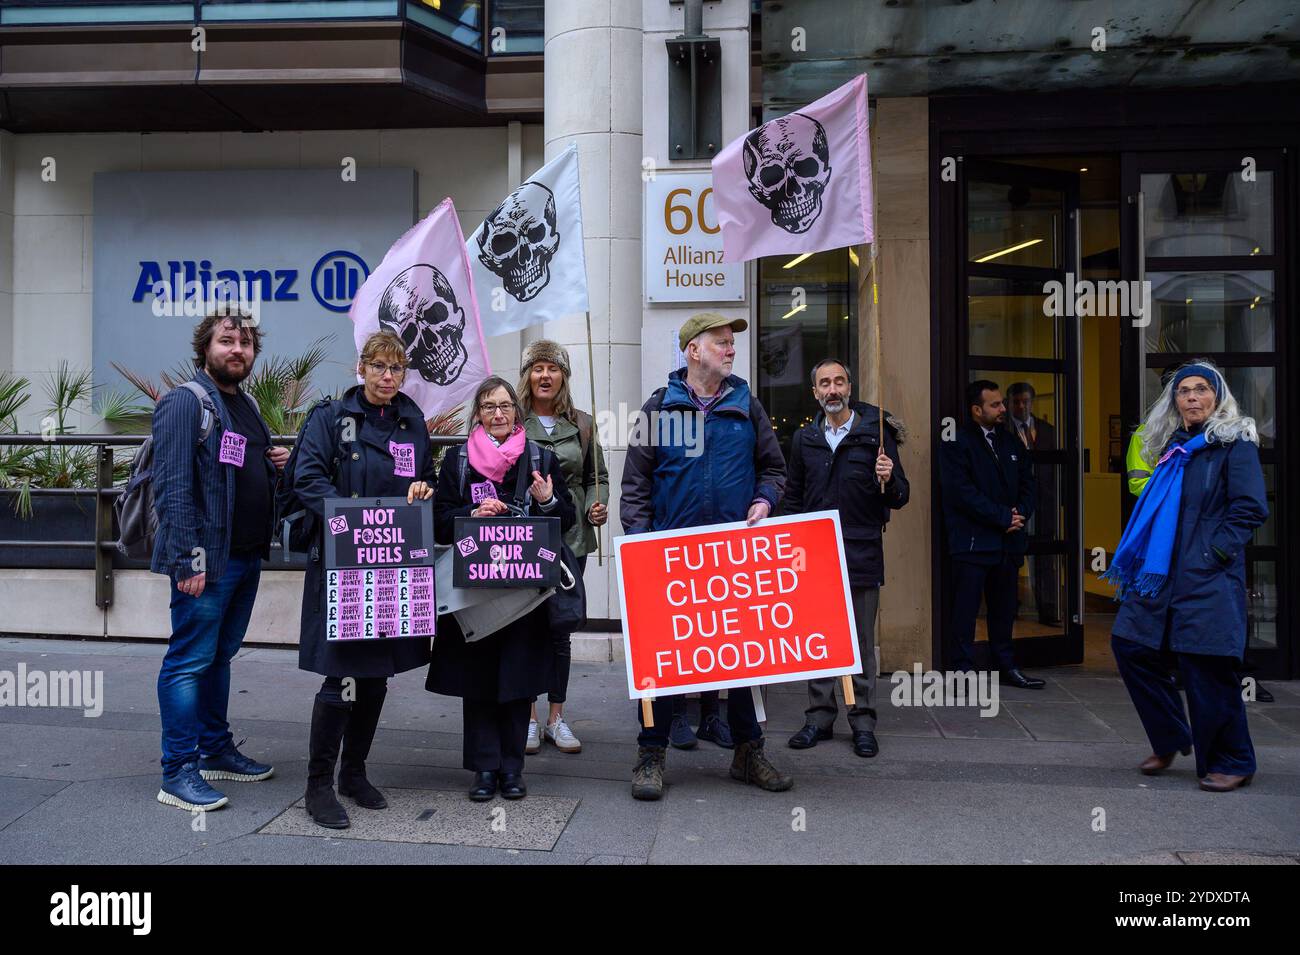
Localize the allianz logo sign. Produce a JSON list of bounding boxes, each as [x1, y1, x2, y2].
[[131, 251, 370, 313]]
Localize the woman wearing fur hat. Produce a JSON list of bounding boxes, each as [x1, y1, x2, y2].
[[517, 340, 609, 754], [1103, 360, 1268, 793]]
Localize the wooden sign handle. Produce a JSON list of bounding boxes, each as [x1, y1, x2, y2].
[[641, 698, 654, 728], [841, 675, 856, 707]]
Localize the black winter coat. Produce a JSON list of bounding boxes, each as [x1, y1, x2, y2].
[[778, 402, 909, 587], [295, 387, 436, 678], [425, 438, 576, 703], [938, 421, 1035, 564]]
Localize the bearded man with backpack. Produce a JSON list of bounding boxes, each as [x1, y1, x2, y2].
[[151, 312, 286, 812]]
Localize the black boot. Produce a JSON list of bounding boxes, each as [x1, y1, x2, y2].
[[338, 684, 388, 810], [305, 696, 350, 829]]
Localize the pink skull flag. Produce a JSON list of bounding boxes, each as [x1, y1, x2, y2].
[[712, 74, 873, 264], [350, 197, 491, 420]]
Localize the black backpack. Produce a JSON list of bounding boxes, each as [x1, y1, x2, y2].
[[115, 381, 218, 560], [275, 398, 358, 554]]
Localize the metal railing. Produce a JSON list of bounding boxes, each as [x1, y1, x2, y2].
[[0, 432, 466, 610]]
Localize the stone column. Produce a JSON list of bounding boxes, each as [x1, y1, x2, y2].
[[543, 0, 644, 620]]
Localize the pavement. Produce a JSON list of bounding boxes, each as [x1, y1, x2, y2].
[[1, 634, 1298, 865]]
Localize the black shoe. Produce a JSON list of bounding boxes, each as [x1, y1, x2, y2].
[[787, 724, 832, 749], [668, 714, 698, 750], [305, 781, 350, 829], [498, 772, 527, 800], [468, 771, 498, 802], [339, 683, 388, 810], [305, 695, 351, 829], [852, 730, 879, 758], [1000, 668, 1045, 690], [338, 774, 387, 810]]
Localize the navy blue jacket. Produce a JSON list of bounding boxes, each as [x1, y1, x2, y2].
[[778, 402, 909, 587], [938, 421, 1035, 564], [620, 370, 785, 534], [1112, 436, 1268, 658], [150, 369, 276, 583], [294, 386, 436, 678]]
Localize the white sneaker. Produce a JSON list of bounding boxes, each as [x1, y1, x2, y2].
[[526, 719, 541, 755], [545, 717, 582, 754]]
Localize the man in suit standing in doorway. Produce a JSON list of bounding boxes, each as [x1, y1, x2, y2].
[[939, 379, 1045, 689], [1006, 381, 1060, 626]]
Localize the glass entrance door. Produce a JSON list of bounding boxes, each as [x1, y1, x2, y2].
[[1121, 150, 1287, 677], [956, 160, 1084, 666]]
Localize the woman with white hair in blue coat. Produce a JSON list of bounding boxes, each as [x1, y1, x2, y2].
[[1103, 360, 1268, 793]]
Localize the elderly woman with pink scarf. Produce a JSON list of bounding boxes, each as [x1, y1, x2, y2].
[[427, 376, 576, 802]]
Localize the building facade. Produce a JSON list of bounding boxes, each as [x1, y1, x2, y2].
[[0, 0, 1295, 678]]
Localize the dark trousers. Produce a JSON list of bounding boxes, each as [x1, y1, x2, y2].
[[1112, 635, 1256, 778], [639, 686, 760, 748], [463, 697, 531, 774], [950, 555, 1020, 671], [672, 690, 723, 721], [546, 630, 572, 705], [317, 675, 387, 706], [805, 585, 879, 732]]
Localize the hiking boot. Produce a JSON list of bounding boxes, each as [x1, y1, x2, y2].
[[729, 738, 793, 792], [631, 745, 666, 801]]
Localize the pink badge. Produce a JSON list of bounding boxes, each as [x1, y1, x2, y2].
[[389, 441, 416, 478], [470, 480, 497, 504], [219, 431, 246, 467]]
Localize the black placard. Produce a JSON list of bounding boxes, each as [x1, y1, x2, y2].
[[452, 516, 562, 588], [323, 496, 435, 641]]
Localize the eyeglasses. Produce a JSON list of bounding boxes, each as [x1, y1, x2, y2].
[[1175, 385, 1213, 399], [365, 361, 406, 377], [479, 402, 515, 416]]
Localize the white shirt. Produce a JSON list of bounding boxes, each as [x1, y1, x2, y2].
[[824, 410, 854, 453], [538, 414, 558, 435], [981, 426, 999, 458]]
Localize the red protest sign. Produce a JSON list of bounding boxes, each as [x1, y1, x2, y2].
[[614, 511, 860, 698]]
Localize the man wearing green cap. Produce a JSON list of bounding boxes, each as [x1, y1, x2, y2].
[[620, 312, 793, 800]]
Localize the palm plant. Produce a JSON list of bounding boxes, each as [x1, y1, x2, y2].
[[0, 363, 146, 517]]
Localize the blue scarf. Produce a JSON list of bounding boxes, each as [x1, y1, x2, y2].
[[1101, 431, 1208, 599]]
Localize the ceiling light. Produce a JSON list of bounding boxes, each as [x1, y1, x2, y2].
[[973, 238, 1043, 263], [783, 253, 813, 269], [782, 303, 807, 319]]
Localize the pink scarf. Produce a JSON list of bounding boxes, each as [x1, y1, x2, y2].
[[467, 424, 526, 484]]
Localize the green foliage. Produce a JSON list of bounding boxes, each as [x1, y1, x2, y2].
[[0, 340, 334, 519]]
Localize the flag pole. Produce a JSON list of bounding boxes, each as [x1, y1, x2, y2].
[[585, 310, 604, 565]]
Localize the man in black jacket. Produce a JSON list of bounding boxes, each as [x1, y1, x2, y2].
[[779, 359, 909, 757], [938, 380, 1045, 689]]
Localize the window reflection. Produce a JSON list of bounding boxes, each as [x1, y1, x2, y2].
[[1142, 171, 1273, 257], [756, 249, 856, 455]]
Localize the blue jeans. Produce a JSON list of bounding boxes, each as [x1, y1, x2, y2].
[[157, 554, 262, 775]]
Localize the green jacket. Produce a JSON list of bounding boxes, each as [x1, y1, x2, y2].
[[1126, 426, 1153, 496], [524, 411, 609, 558]]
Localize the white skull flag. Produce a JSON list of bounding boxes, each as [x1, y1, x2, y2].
[[712, 74, 873, 263], [467, 142, 590, 336], [350, 197, 491, 419]]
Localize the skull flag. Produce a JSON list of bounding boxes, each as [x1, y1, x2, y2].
[[350, 197, 491, 419], [712, 73, 873, 264], [467, 142, 590, 336]]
